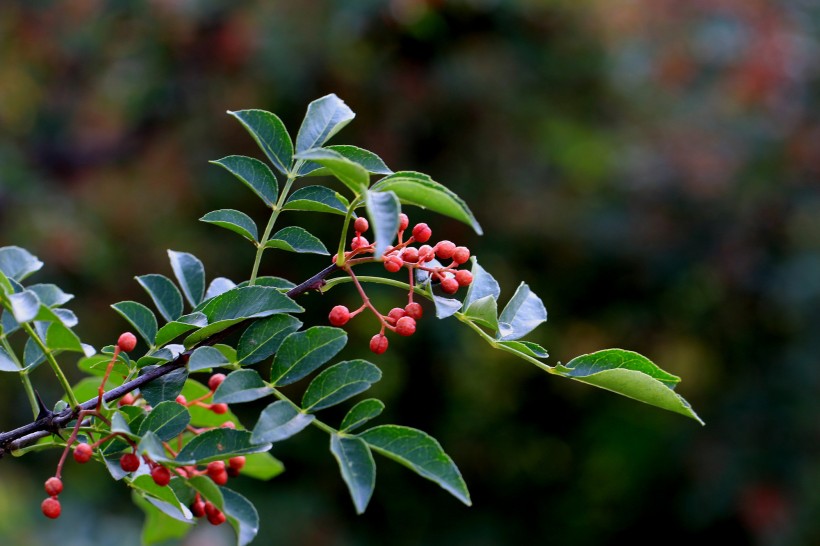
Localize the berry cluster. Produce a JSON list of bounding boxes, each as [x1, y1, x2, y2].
[[329, 213, 473, 354]]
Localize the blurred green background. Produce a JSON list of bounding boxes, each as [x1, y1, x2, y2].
[[1, 1, 818, 545]]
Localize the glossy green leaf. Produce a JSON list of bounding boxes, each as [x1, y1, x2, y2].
[[295, 94, 355, 156], [238, 452, 284, 480], [182, 319, 245, 348], [283, 185, 350, 216], [136, 274, 184, 323], [0, 246, 43, 282], [213, 369, 272, 404], [251, 400, 315, 443], [167, 250, 205, 308], [176, 429, 272, 464], [200, 209, 259, 243], [322, 145, 392, 175], [222, 487, 260, 546], [237, 314, 302, 365], [270, 327, 347, 386], [131, 475, 193, 522], [137, 431, 176, 464], [140, 367, 188, 407], [462, 258, 500, 309], [210, 155, 279, 206], [340, 398, 385, 432], [360, 425, 471, 506], [426, 282, 462, 319], [78, 354, 130, 377], [497, 282, 547, 341], [330, 434, 376, 514], [462, 294, 498, 331], [138, 401, 191, 442], [205, 277, 236, 300], [235, 276, 296, 290], [45, 318, 87, 354], [497, 340, 549, 359], [295, 148, 369, 195], [111, 411, 136, 436], [187, 346, 230, 372], [0, 346, 19, 372], [197, 286, 303, 323], [111, 301, 157, 346], [371, 171, 482, 235], [228, 110, 293, 176], [265, 226, 329, 255], [8, 290, 40, 323], [134, 493, 192, 546], [553, 349, 703, 424], [155, 318, 204, 347], [28, 284, 73, 307], [365, 189, 400, 257], [302, 360, 382, 412]]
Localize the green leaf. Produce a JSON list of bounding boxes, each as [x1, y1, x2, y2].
[[187, 346, 230, 372], [0, 246, 43, 281], [270, 327, 347, 386], [167, 250, 206, 308], [497, 340, 549, 359], [155, 318, 204, 347], [462, 257, 500, 309], [140, 367, 188, 407], [426, 282, 461, 319], [295, 148, 369, 195], [138, 400, 191, 441], [283, 185, 350, 216], [111, 301, 158, 346], [136, 274, 184, 323], [0, 346, 19, 372], [302, 360, 382, 412], [340, 399, 385, 432], [235, 276, 296, 290], [238, 452, 284, 480], [137, 431, 175, 464], [323, 145, 392, 175], [130, 475, 193, 521], [365, 189, 400, 257], [200, 209, 259, 243], [210, 155, 279, 207], [330, 434, 376, 514], [222, 487, 261, 546], [462, 294, 498, 332], [197, 286, 303, 323], [497, 282, 547, 341], [251, 400, 315, 443], [237, 314, 302, 365], [205, 277, 236, 300], [8, 290, 40, 323], [553, 349, 703, 424], [176, 429, 272, 465], [360, 425, 471, 506], [295, 94, 355, 155], [213, 369, 273, 404], [265, 226, 329, 255], [134, 493, 192, 546], [28, 284, 73, 307], [227, 110, 293, 176], [371, 171, 482, 235]]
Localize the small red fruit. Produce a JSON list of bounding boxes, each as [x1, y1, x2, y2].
[[191, 500, 206, 518], [353, 217, 369, 233], [151, 465, 172, 487], [204, 501, 218, 518], [435, 240, 456, 259], [175, 394, 187, 405], [41, 497, 61, 519], [118, 393, 135, 407], [398, 213, 409, 232], [44, 477, 63, 497], [350, 235, 370, 251], [412, 223, 432, 243], [220, 421, 236, 429], [229, 456, 246, 471], [207, 461, 228, 484], [387, 307, 407, 323], [73, 443, 93, 464], [208, 373, 226, 391], [384, 255, 403, 273], [404, 302, 423, 319], [207, 509, 227, 526], [401, 247, 419, 263], [369, 334, 388, 354], [329, 305, 351, 326], [418, 245, 435, 262], [452, 246, 470, 265], [211, 403, 228, 414], [455, 269, 473, 287], [441, 277, 459, 294], [395, 316, 416, 337], [120, 453, 140, 473], [117, 332, 137, 352]]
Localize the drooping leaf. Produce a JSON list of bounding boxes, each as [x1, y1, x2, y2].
[[136, 274, 184, 323], [496, 283, 547, 341], [360, 425, 471, 506], [139, 366, 188, 407], [295, 94, 355, 158], [270, 327, 347, 386], [213, 369, 273, 404], [111, 301, 158, 346], [8, 290, 40, 323], [265, 226, 329, 255], [365, 189, 400, 257], [237, 314, 302, 365], [210, 155, 280, 206], [330, 434, 376, 514], [187, 346, 230, 372], [205, 277, 237, 301], [497, 340, 549, 359], [339, 398, 385, 432], [27, 284, 73, 307], [462, 294, 498, 332], [426, 283, 462, 319], [462, 258, 500, 309], [0, 246, 43, 282], [176, 429, 272, 464], [294, 148, 368, 195], [227, 110, 293, 176], [138, 401, 191, 441], [371, 171, 482, 235], [283, 185, 350, 216], [200, 209, 259, 243], [167, 250, 206, 308], [302, 360, 382, 412], [251, 400, 315, 444], [222, 487, 261, 546]]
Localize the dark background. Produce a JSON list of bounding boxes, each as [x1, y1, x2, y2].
[[1, 1, 818, 545]]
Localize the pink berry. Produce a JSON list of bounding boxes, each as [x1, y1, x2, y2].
[[452, 246, 470, 265], [387, 307, 407, 323], [350, 235, 370, 251], [176, 395, 187, 405], [211, 403, 228, 415], [220, 421, 236, 429], [191, 500, 206, 518], [412, 223, 432, 243], [120, 453, 140, 473], [117, 332, 137, 352], [208, 374, 226, 391], [395, 316, 416, 337], [229, 456, 246, 471], [118, 393, 135, 407], [418, 245, 435, 262], [329, 305, 351, 326], [73, 443, 93, 464], [401, 247, 419, 263], [44, 477, 63, 497], [398, 213, 409, 232], [404, 302, 423, 319], [384, 255, 403, 273], [207, 461, 229, 485], [41, 497, 61, 519], [435, 240, 456, 259], [370, 334, 389, 354], [353, 217, 369, 233], [151, 465, 172, 487], [455, 269, 473, 287], [441, 277, 459, 294]]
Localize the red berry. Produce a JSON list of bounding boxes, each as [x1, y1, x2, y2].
[[207, 461, 226, 475], [44, 477, 63, 497], [404, 302, 423, 319], [212, 470, 228, 485], [229, 456, 246, 471], [418, 245, 435, 262], [175, 395, 187, 405], [41, 497, 61, 519], [120, 453, 140, 473], [211, 403, 228, 415], [435, 240, 456, 259], [353, 217, 369, 233], [369, 334, 388, 354], [395, 316, 416, 337], [328, 305, 350, 326], [412, 223, 432, 243], [452, 246, 470, 265], [455, 269, 473, 287], [441, 277, 459, 294], [207, 509, 227, 526], [207, 461, 229, 485], [118, 393, 135, 407], [350, 235, 370, 251], [401, 247, 419, 263], [208, 373, 226, 391], [191, 500, 206, 518], [384, 255, 403, 273], [73, 443, 93, 464], [151, 465, 172, 486], [398, 213, 409, 232], [387, 307, 407, 323], [204, 501, 218, 518], [117, 332, 137, 352]]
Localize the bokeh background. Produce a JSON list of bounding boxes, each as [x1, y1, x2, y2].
[[1, 1, 819, 545]]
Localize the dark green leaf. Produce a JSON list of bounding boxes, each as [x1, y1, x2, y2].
[[168, 250, 206, 308], [295, 94, 355, 156], [365, 189, 400, 257], [140, 367, 188, 407], [28, 284, 73, 307], [210, 155, 280, 206], [498, 340, 549, 359], [155, 320, 203, 347], [462, 258, 500, 309], [237, 314, 302, 365], [265, 226, 329, 255], [270, 327, 347, 386], [136, 274, 184, 323], [330, 434, 376, 514], [251, 400, 314, 443], [302, 360, 382, 412], [235, 276, 296, 290], [294, 148, 368, 195], [0, 246, 43, 281], [462, 294, 498, 332], [222, 487, 260, 546], [8, 290, 40, 323], [228, 110, 293, 176], [176, 429, 272, 464], [200, 209, 259, 243], [323, 145, 392, 175], [213, 369, 273, 404], [497, 283, 547, 341], [340, 399, 385, 432], [187, 346, 230, 372], [371, 171, 482, 234], [138, 401, 191, 441], [111, 301, 157, 346], [239, 452, 284, 480], [360, 425, 471, 506], [197, 286, 303, 323], [138, 431, 176, 464], [283, 185, 350, 216]]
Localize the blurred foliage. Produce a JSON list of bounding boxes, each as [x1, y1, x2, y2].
[[1, 0, 819, 545]]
